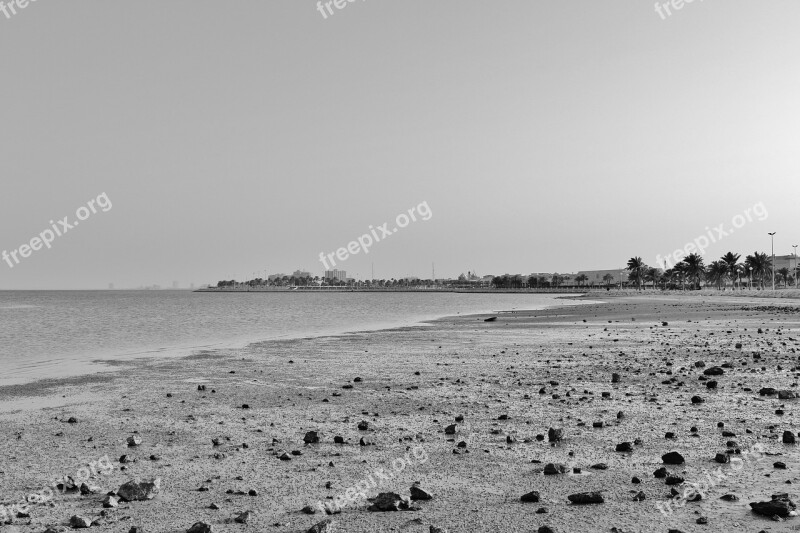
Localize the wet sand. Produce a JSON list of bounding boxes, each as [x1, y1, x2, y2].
[[1, 294, 799, 533]]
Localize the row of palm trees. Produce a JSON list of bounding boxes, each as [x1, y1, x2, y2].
[[626, 252, 792, 290]]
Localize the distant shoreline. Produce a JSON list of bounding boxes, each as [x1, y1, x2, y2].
[[194, 286, 800, 298], [194, 287, 590, 294]]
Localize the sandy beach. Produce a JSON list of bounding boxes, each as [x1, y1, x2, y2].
[[2, 293, 799, 533]]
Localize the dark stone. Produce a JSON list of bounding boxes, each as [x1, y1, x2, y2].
[[410, 486, 432, 501], [368, 492, 411, 512], [662, 452, 685, 465], [567, 492, 604, 504], [749, 494, 796, 517], [543, 463, 567, 475], [548, 428, 564, 443], [521, 490, 541, 503], [69, 516, 92, 528], [117, 478, 161, 502]]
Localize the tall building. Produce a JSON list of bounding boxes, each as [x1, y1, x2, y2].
[[324, 270, 347, 282], [293, 270, 312, 278]]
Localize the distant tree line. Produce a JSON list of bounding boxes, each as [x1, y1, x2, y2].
[[626, 251, 790, 290]]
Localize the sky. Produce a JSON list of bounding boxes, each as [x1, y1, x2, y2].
[[0, 0, 798, 289]]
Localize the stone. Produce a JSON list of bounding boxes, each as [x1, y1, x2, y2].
[[127, 435, 142, 447], [368, 492, 411, 512], [102, 495, 119, 508], [117, 478, 161, 501], [783, 431, 796, 444], [303, 431, 320, 444], [567, 492, 604, 504], [615, 442, 633, 452], [410, 486, 432, 501], [69, 516, 92, 529], [666, 475, 685, 485], [547, 428, 563, 443], [234, 511, 251, 524], [543, 463, 567, 475], [749, 494, 796, 517], [521, 490, 540, 503], [186, 523, 213, 533], [306, 520, 335, 533], [662, 452, 685, 465]]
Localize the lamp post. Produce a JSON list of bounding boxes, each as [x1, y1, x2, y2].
[[794, 244, 798, 288], [748, 266, 752, 290], [768, 232, 776, 291]]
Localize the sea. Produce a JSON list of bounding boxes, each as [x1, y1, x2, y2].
[[0, 290, 582, 386]]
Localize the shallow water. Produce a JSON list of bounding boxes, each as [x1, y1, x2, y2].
[[0, 290, 583, 385]]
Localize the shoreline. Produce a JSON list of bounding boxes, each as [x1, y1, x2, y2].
[[0, 294, 593, 401]]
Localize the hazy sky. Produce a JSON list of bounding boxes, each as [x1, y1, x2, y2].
[[1, 1, 798, 289]]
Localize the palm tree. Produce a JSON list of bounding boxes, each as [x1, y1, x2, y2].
[[673, 262, 688, 291], [706, 261, 728, 290], [644, 267, 661, 290], [682, 253, 705, 290], [575, 274, 588, 287], [777, 267, 790, 288], [745, 252, 771, 289], [627, 257, 646, 290], [602, 273, 614, 288], [720, 252, 741, 289]]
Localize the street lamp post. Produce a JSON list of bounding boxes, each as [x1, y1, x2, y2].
[[794, 244, 798, 288], [768, 232, 776, 291], [748, 266, 752, 290]]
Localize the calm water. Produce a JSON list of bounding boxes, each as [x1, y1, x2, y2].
[[0, 291, 578, 386]]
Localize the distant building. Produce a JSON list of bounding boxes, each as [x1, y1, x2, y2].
[[324, 270, 347, 282], [293, 270, 312, 278], [773, 254, 799, 272], [576, 269, 628, 286], [268, 273, 288, 281]]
